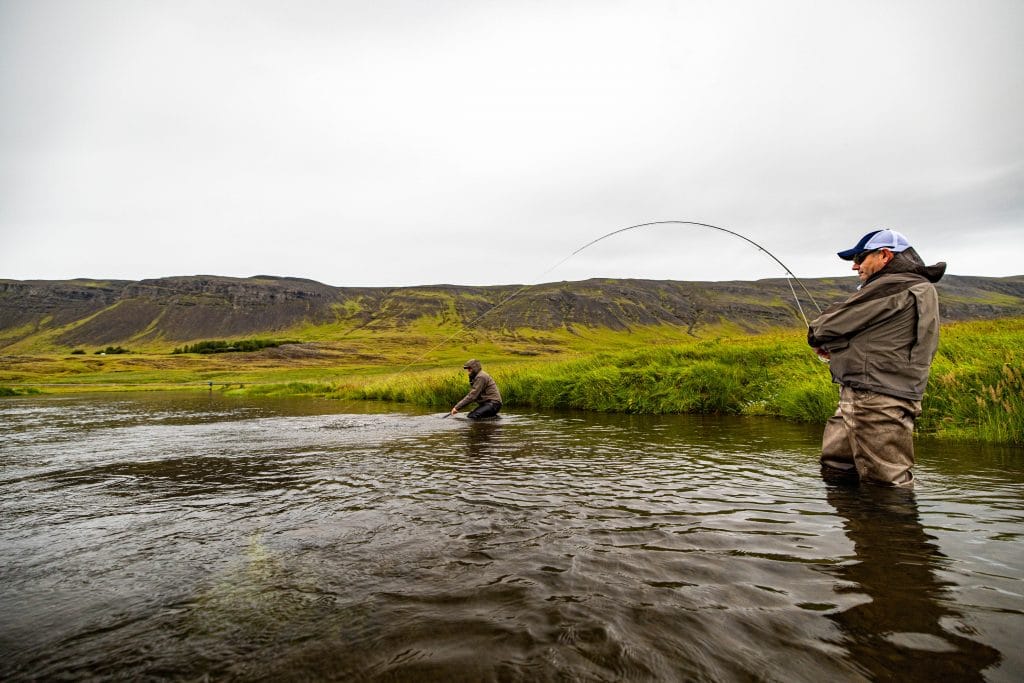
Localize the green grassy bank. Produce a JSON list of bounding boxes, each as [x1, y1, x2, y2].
[[3, 318, 1022, 445], [248, 319, 1024, 446]]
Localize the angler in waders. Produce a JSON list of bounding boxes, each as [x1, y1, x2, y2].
[[807, 229, 946, 487], [450, 359, 502, 419]]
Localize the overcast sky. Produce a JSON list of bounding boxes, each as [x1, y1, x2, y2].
[[1, 0, 1022, 288]]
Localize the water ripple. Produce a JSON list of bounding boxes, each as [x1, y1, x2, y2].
[[0, 393, 1021, 681]]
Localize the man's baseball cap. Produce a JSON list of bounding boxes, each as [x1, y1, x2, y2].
[[837, 229, 912, 261]]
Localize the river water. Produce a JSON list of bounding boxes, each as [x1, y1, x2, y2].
[[1, 392, 1021, 682]]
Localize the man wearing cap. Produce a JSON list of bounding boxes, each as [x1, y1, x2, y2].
[[807, 229, 946, 486], [450, 359, 503, 419]]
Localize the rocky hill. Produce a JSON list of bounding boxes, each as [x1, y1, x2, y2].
[[1, 274, 1022, 352]]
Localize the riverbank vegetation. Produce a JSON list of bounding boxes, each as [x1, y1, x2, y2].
[[0, 386, 41, 397], [343, 320, 1023, 445], [247, 318, 1024, 446], [2, 318, 1021, 445], [171, 338, 298, 354]]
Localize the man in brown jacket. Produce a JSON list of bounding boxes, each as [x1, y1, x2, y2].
[[450, 359, 503, 419], [808, 229, 946, 486]]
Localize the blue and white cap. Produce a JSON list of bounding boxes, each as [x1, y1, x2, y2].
[[837, 229, 912, 261]]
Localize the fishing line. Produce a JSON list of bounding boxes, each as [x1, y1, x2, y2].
[[395, 220, 822, 385], [542, 221, 822, 320]]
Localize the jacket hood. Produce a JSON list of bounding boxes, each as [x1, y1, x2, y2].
[[867, 247, 946, 286], [463, 359, 482, 373]]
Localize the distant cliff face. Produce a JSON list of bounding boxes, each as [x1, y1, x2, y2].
[[52, 276, 347, 346], [0, 280, 130, 329], [0, 274, 1021, 351]]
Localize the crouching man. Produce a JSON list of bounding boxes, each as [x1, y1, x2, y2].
[[808, 229, 946, 486], [450, 359, 502, 419]]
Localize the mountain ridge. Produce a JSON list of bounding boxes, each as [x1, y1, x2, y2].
[[2, 274, 1022, 352]]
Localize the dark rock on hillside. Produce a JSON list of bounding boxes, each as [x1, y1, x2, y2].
[[934, 275, 1024, 320], [0, 273, 1021, 351], [0, 279, 132, 347], [55, 276, 349, 346], [0, 279, 130, 328]]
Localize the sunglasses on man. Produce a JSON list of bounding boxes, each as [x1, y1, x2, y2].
[[853, 249, 880, 265]]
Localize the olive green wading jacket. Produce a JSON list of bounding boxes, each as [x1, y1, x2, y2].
[[807, 253, 946, 402]]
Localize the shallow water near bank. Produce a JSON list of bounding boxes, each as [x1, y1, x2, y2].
[[1, 392, 1021, 681]]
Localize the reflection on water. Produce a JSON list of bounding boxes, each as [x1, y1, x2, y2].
[[0, 392, 1021, 681], [825, 486, 1001, 680]]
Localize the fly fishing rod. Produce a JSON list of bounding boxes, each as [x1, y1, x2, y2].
[[458, 220, 820, 334], [400, 219, 823, 400], [541, 220, 823, 324]]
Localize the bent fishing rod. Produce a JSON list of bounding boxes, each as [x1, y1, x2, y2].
[[467, 220, 821, 333], [540, 220, 822, 322], [403, 220, 823, 386]]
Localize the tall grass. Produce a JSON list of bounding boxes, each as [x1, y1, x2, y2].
[[240, 381, 340, 398], [353, 369, 467, 406], [0, 386, 42, 396], [6, 316, 1021, 445], [774, 376, 839, 423], [494, 341, 836, 421], [323, 319, 1023, 445], [915, 318, 1024, 445], [921, 362, 1024, 445], [339, 339, 832, 419]]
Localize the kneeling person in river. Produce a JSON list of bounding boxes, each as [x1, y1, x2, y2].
[[450, 359, 502, 419]]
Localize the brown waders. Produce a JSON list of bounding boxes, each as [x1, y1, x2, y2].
[[820, 386, 921, 487]]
